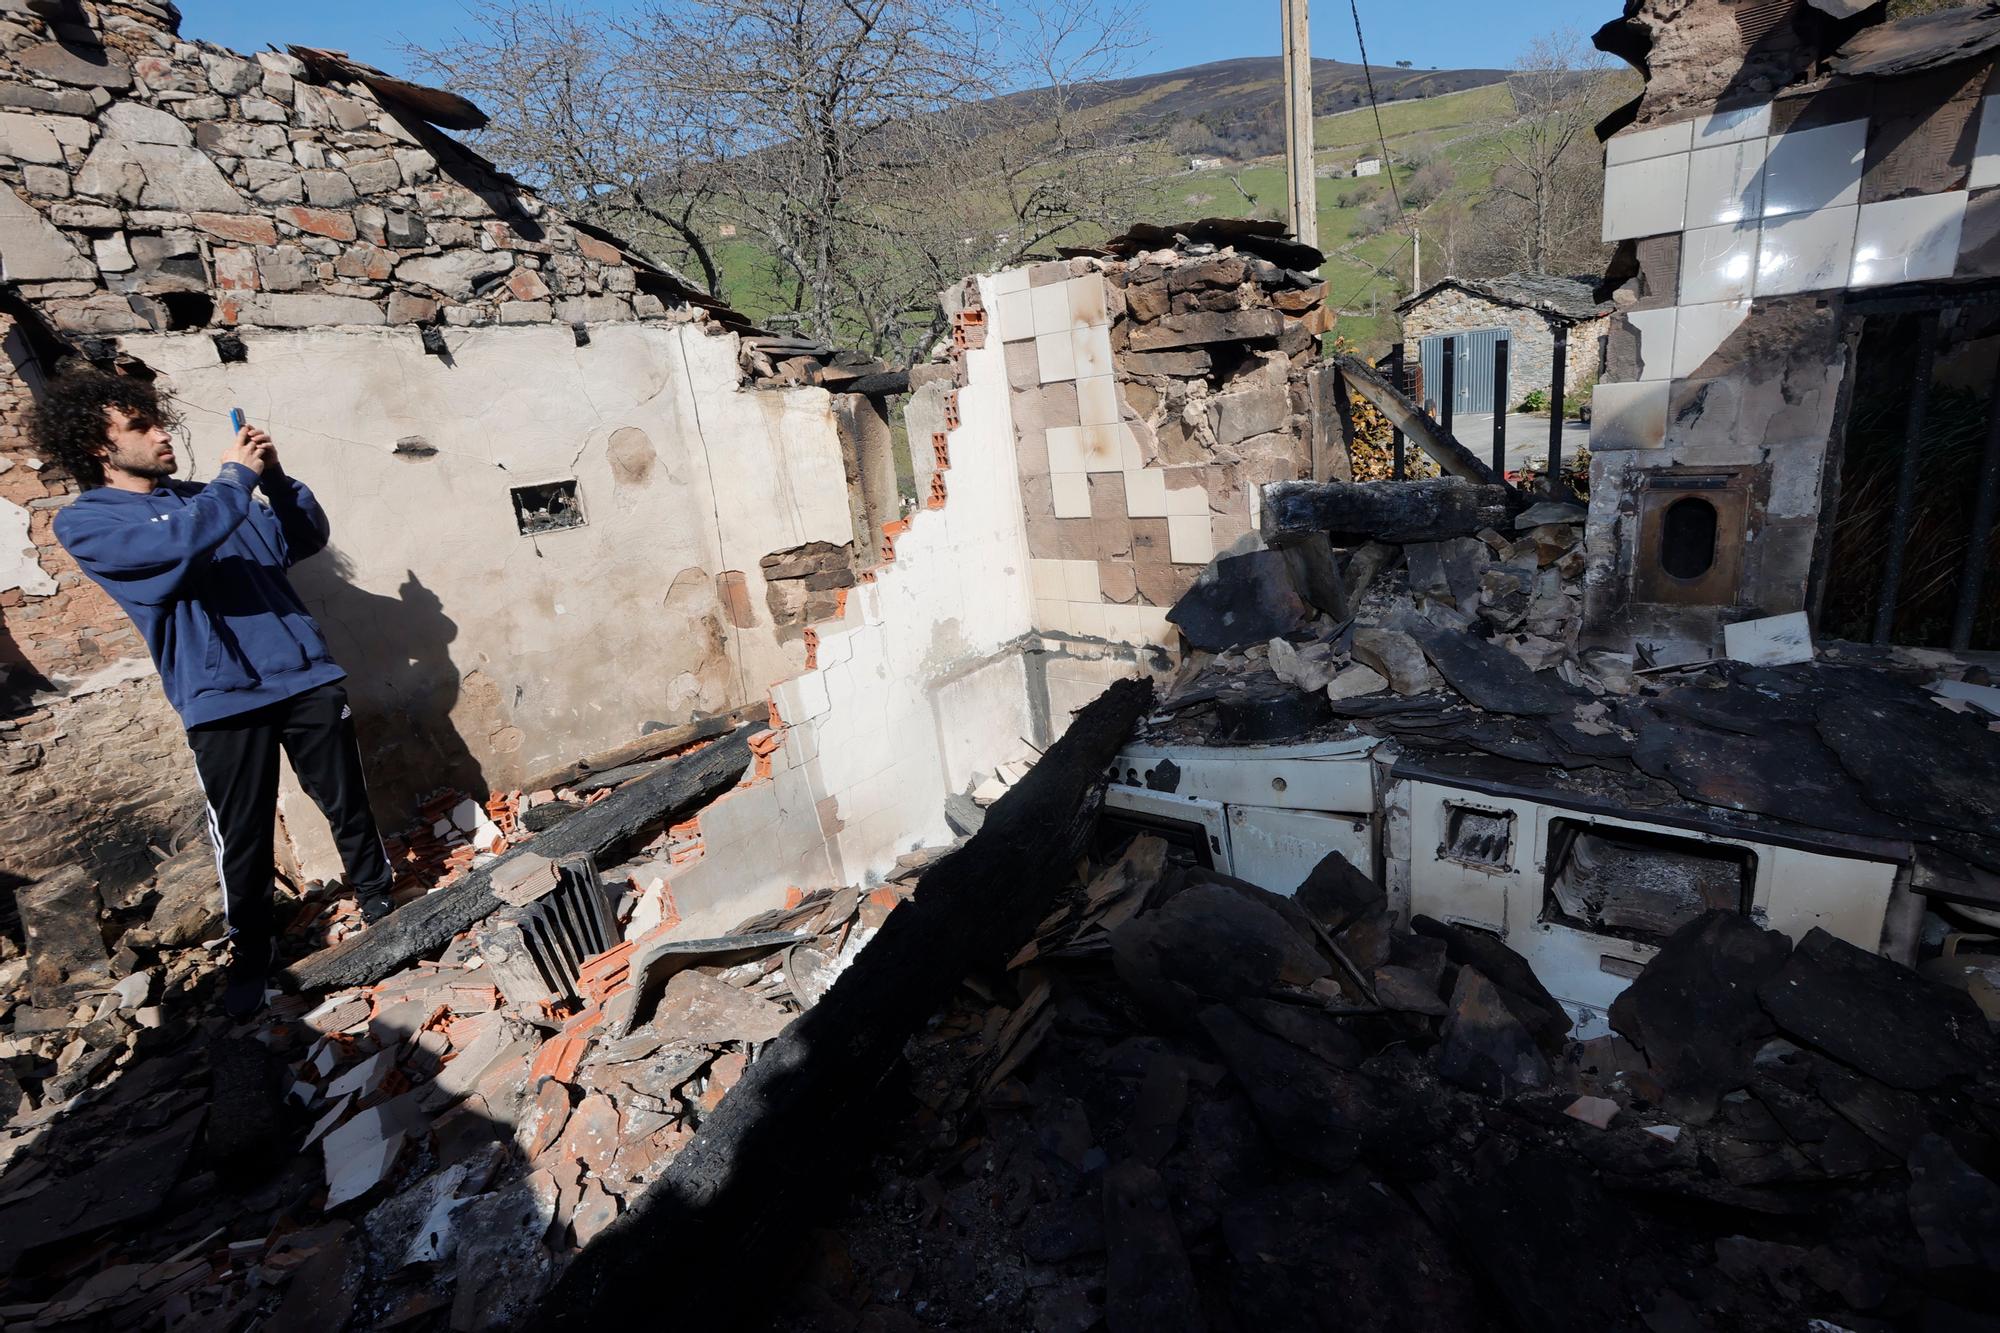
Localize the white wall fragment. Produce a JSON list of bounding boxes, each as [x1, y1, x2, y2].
[[1, 497, 55, 596], [1722, 611, 1813, 666]]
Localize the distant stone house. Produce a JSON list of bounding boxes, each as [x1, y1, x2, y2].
[[1395, 274, 1611, 415], [1353, 157, 1383, 177]]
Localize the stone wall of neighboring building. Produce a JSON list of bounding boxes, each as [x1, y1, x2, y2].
[[1399, 287, 1607, 408]]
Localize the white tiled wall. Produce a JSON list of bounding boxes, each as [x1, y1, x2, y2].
[[1594, 92, 2000, 454]]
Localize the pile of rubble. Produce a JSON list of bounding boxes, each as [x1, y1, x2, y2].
[[0, 715, 946, 1329], [774, 835, 2000, 1332], [1157, 477, 2000, 912], [1158, 494, 1596, 732]]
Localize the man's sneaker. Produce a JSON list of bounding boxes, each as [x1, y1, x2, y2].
[[359, 892, 395, 925], [221, 939, 273, 1021]]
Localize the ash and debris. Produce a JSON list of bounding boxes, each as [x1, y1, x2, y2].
[[0, 721, 958, 1331], [1144, 505, 2000, 892], [770, 834, 2000, 1333]]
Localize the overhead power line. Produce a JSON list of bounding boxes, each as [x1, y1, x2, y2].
[[1347, 0, 1406, 222]]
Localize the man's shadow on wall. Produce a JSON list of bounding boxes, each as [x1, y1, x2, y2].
[[290, 550, 489, 820]]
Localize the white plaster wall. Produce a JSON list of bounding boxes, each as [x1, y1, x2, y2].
[[761, 276, 1038, 887], [123, 321, 854, 873], [2, 494, 54, 595]]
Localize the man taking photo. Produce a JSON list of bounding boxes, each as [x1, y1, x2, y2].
[[38, 366, 397, 1020]]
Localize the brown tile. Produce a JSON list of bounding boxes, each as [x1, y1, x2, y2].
[[1093, 515, 1133, 560], [1056, 517, 1096, 562], [1959, 186, 2000, 276], [1211, 510, 1253, 552], [1130, 518, 1170, 564], [1024, 511, 1061, 558], [1004, 340, 1039, 390], [1862, 94, 1977, 203], [1016, 426, 1049, 477], [1088, 471, 1127, 521], [1134, 557, 1190, 607], [1098, 560, 1138, 604], [1010, 385, 1047, 435], [1044, 380, 1079, 429], [1768, 84, 1873, 135], [1634, 234, 1680, 309], [1165, 466, 1210, 502], [1019, 471, 1054, 518]]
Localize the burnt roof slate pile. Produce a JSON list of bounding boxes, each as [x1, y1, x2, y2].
[[771, 835, 2000, 1332], [1150, 501, 2000, 906]]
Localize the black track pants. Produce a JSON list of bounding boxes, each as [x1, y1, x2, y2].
[[185, 681, 395, 956]]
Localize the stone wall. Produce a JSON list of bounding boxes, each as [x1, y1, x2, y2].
[[990, 246, 1330, 644], [1399, 288, 1607, 408], [0, 0, 862, 889], [0, 1, 701, 339], [0, 676, 201, 894]]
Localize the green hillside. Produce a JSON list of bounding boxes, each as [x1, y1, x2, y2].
[[695, 63, 1601, 357], [1136, 81, 1529, 348]]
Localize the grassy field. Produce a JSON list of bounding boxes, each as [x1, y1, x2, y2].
[[1313, 82, 1516, 154], [1135, 84, 1524, 352], [685, 72, 1544, 357]]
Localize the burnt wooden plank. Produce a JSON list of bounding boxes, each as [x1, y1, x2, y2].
[[521, 704, 766, 794], [1262, 478, 1518, 545], [1332, 355, 1510, 485], [286, 726, 757, 993], [533, 677, 1155, 1329]]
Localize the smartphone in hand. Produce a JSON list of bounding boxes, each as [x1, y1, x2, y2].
[[229, 407, 247, 433]]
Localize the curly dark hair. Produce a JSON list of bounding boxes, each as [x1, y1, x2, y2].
[[29, 365, 181, 489]]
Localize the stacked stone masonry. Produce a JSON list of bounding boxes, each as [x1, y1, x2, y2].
[[992, 246, 1331, 642], [1397, 286, 1607, 410], [0, 1, 776, 886], [0, 0, 688, 340]]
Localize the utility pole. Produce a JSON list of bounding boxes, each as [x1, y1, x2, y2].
[[1281, 0, 1317, 249], [1411, 227, 1420, 291]]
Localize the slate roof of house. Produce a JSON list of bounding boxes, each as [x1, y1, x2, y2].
[[1395, 273, 1613, 322]]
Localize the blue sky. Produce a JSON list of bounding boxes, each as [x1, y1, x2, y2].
[[178, 0, 1615, 82]]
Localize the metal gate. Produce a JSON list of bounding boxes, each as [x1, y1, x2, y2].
[[1418, 327, 1508, 416]]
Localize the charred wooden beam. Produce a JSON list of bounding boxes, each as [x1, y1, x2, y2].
[[1332, 354, 1509, 487], [1262, 477, 1521, 545], [285, 726, 757, 993], [521, 704, 766, 794], [533, 677, 1156, 1331]]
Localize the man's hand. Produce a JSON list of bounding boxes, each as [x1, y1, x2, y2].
[[222, 424, 274, 478]]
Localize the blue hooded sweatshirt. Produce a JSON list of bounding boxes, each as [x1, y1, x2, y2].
[[54, 461, 346, 728]]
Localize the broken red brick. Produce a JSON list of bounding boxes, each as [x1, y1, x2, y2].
[[803, 627, 820, 670], [933, 433, 950, 469], [927, 473, 947, 510], [699, 1051, 748, 1112]]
